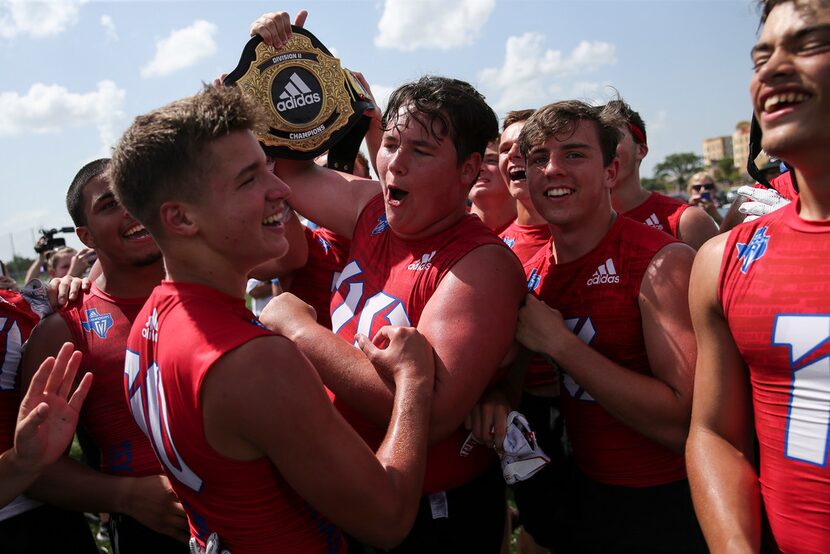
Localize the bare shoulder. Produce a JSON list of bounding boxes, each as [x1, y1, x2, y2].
[[448, 244, 525, 294], [644, 241, 696, 286], [21, 313, 74, 386], [678, 206, 719, 250]]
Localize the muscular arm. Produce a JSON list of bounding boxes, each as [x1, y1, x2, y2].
[[262, 245, 525, 443], [678, 205, 719, 250], [203, 331, 433, 547], [517, 243, 697, 453], [686, 234, 759, 554], [20, 314, 188, 541]]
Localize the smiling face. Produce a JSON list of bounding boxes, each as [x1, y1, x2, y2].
[[526, 119, 617, 229], [76, 173, 161, 269], [376, 106, 478, 240], [470, 140, 512, 209], [192, 130, 293, 270], [751, 1, 830, 159], [499, 121, 531, 202]]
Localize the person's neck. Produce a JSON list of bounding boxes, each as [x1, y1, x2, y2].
[[96, 259, 165, 299], [793, 163, 830, 221], [469, 201, 516, 232], [515, 197, 548, 226], [163, 244, 248, 300], [611, 175, 650, 213], [549, 208, 617, 265]]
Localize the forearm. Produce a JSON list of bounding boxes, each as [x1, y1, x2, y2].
[[26, 456, 133, 514], [0, 449, 41, 506], [687, 426, 760, 553], [292, 323, 396, 425], [551, 334, 690, 452]]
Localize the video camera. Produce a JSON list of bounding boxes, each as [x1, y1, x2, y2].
[[34, 227, 75, 254]]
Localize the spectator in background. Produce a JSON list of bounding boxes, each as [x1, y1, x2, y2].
[[687, 172, 723, 226]]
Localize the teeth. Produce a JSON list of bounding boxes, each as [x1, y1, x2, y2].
[[123, 223, 145, 237], [262, 206, 290, 225], [545, 187, 572, 198], [764, 92, 809, 112]]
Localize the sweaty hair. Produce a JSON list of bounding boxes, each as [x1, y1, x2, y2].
[[382, 76, 499, 166], [759, 0, 830, 22], [66, 158, 110, 227], [503, 109, 536, 132], [517, 100, 624, 166], [606, 99, 647, 146], [110, 85, 266, 235]]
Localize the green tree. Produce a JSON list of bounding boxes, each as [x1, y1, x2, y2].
[[5, 255, 36, 282], [714, 157, 741, 185], [653, 152, 704, 193], [641, 177, 670, 193]]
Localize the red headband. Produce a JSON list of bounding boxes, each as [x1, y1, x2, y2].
[[627, 122, 646, 145]]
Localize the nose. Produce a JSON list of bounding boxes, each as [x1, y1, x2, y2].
[[508, 142, 523, 163], [756, 46, 796, 85], [542, 155, 565, 178], [267, 172, 291, 201], [386, 147, 407, 176]]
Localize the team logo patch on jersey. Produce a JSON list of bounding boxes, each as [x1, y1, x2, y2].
[[586, 258, 620, 286], [503, 236, 516, 249], [371, 214, 388, 236], [527, 268, 541, 292], [736, 226, 770, 274], [82, 308, 113, 339], [407, 251, 436, 271]]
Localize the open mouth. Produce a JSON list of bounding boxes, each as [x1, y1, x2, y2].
[[544, 187, 574, 198], [263, 204, 292, 226], [388, 186, 409, 202], [508, 167, 526, 181], [763, 92, 810, 115], [123, 223, 151, 241]]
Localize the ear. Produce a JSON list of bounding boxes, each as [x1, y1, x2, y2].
[[75, 226, 96, 249], [636, 142, 649, 163], [604, 157, 619, 190], [461, 152, 482, 189], [159, 201, 199, 237]]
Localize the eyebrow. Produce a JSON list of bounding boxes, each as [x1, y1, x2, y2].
[[235, 160, 260, 180], [93, 191, 115, 207], [752, 23, 830, 56]]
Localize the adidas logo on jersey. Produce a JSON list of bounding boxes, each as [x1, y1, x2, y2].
[[586, 258, 620, 285], [644, 213, 664, 231], [275, 73, 322, 112], [141, 308, 159, 342], [408, 250, 436, 271]]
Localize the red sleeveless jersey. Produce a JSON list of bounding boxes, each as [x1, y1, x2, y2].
[[622, 191, 689, 239], [0, 290, 40, 451], [125, 281, 344, 553], [524, 216, 687, 486], [499, 222, 556, 388], [59, 284, 160, 476], [288, 226, 350, 330], [719, 201, 830, 553], [330, 194, 507, 493]]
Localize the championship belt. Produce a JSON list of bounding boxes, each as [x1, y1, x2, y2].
[[224, 27, 373, 173]]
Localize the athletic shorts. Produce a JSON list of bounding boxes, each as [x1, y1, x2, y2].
[[573, 471, 708, 554], [348, 462, 506, 554], [0, 504, 98, 554], [108, 513, 188, 554]]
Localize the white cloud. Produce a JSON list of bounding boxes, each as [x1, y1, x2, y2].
[[368, 83, 395, 114], [375, 0, 495, 51], [100, 14, 117, 41], [0, 0, 80, 39], [479, 32, 617, 112], [140, 19, 217, 78], [0, 80, 126, 150]]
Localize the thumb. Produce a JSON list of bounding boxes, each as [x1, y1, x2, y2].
[[17, 402, 49, 440], [355, 333, 378, 359]]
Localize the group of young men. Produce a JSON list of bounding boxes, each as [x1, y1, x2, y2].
[[1, 0, 828, 552]]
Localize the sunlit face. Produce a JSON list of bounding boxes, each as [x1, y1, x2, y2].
[[375, 106, 477, 240], [613, 125, 646, 189], [195, 130, 292, 270], [77, 174, 161, 269], [525, 120, 617, 229], [499, 121, 529, 201], [48, 252, 74, 278], [750, 1, 830, 158], [470, 140, 512, 210]]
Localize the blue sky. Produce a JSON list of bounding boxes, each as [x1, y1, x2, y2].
[[0, 0, 762, 262]]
